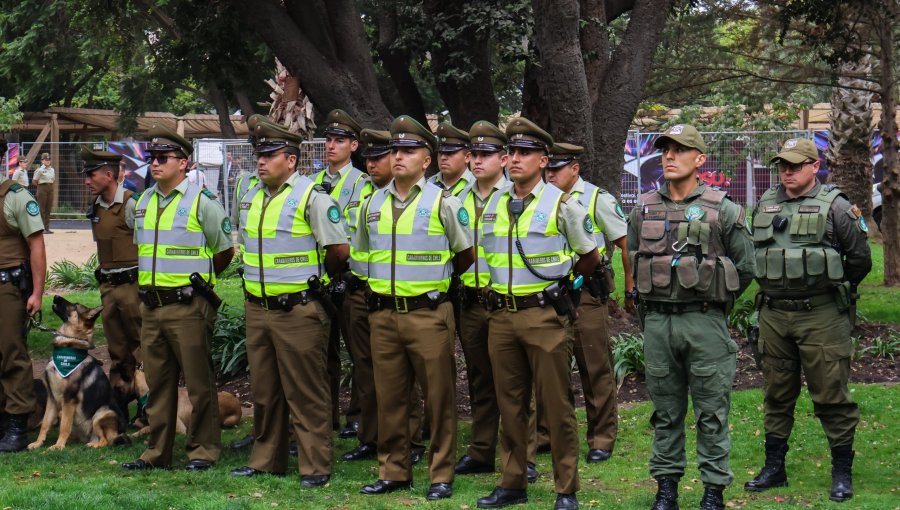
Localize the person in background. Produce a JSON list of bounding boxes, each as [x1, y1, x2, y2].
[[32, 153, 55, 234]]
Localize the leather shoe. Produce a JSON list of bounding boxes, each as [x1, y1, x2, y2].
[[185, 459, 214, 471], [229, 466, 284, 477], [300, 474, 330, 488], [426, 482, 453, 500], [339, 421, 359, 439], [586, 449, 611, 463], [121, 458, 157, 471], [360, 479, 412, 495], [455, 455, 494, 475], [230, 434, 255, 449], [527, 462, 538, 484], [410, 450, 424, 465], [477, 487, 528, 508], [342, 443, 377, 461], [555, 493, 578, 510]]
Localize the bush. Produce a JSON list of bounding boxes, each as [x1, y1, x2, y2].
[[860, 331, 900, 360], [47, 254, 99, 289], [728, 297, 757, 336], [218, 257, 242, 280], [612, 332, 645, 387], [211, 303, 248, 376]]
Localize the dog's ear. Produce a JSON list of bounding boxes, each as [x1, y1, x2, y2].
[[83, 305, 104, 323]]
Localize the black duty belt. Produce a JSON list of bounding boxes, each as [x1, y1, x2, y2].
[[343, 273, 367, 293], [245, 290, 316, 312], [485, 290, 549, 312], [0, 267, 25, 286], [97, 268, 138, 286], [369, 292, 447, 313], [764, 292, 835, 312], [463, 286, 486, 306], [643, 301, 725, 314], [139, 286, 193, 309]]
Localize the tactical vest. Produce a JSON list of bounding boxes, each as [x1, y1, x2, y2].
[[457, 182, 493, 288], [481, 184, 575, 296], [235, 173, 259, 230], [241, 176, 324, 297], [0, 181, 29, 267], [365, 183, 452, 296], [570, 181, 607, 257], [91, 189, 139, 269], [752, 185, 845, 296], [347, 178, 374, 278], [135, 183, 215, 288], [313, 166, 366, 231], [633, 187, 740, 304]]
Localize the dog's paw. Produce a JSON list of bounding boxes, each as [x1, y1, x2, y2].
[[47, 443, 65, 451], [27, 441, 43, 450], [86, 440, 105, 448]]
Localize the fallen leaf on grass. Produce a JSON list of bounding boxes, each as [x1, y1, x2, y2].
[[31, 471, 40, 477], [108, 460, 118, 465], [774, 496, 786, 502], [254, 492, 263, 498]]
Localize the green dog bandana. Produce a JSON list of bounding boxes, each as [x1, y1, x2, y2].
[[52, 347, 89, 378]]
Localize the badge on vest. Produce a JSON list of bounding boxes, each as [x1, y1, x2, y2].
[[367, 211, 381, 223], [534, 211, 547, 223], [457, 208, 470, 226], [416, 207, 430, 218], [327, 205, 341, 223], [177, 207, 188, 216], [684, 205, 705, 221], [798, 205, 820, 213], [763, 205, 783, 213], [275, 255, 309, 264], [347, 201, 360, 209], [286, 198, 299, 208], [135, 209, 146, 218], [165, 248, 200, 256], [646, 211, 666, 220]]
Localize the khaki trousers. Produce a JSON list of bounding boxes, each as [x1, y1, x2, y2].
[[458, 301, 499, 464], [573, 294, 617, 450], [0, 282, 34, 414], [99, 281, 142, 407], [36, 183, 53, 231]]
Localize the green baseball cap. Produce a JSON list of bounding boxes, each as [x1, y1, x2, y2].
[[506, 117, 554, 152], [360, 129, 392, 158], [771, 138, 819, 164], [546, 142, 584, 169], [654, 124, 706, 153], [390, 115, 437, 154]]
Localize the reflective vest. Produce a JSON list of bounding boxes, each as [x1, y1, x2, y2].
[[0, 182, 29, 267], [91, 189, 139, 269], [569, 181, 607, 258], [457, 182, 493, 288], [241, 176, 324, 297], [347, 178, 374, 278], [633, 187, 740, 304], [235, 172, 259, 232], [312, 166, 366, 232], [481, 184, 575, 296], [365, 183, 452, 296], [428, 173, 469, 196], [752, 184, 845, 296], [135, 183, 214, 288]]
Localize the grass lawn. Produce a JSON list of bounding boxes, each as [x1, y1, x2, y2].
[[0, 384, 895, 509]]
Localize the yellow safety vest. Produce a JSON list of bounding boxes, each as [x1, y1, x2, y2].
[[347, 178, 374, 278], [570, 181, 607, 258], [457, 183, 492, 288]]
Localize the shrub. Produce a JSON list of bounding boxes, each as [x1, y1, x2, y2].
[[47, 254, 99, 289], [612, 332, 645, 388], [211, 303, 248, 376], [860, 331, 900, 360]]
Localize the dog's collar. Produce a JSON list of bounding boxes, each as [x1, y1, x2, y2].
[[29, 316, 95, 349]]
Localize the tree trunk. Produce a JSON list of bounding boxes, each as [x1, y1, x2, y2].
[[373, 6, 428, 123], [876, 4, 899, 286], [233, 90, 257, 120], [207, 80, 237, 138]]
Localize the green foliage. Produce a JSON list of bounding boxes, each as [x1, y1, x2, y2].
[[210, 303, 247, 377], [728, 297, 758, 335], [0, 95, 23, 130], [46, 255, 99, 290], [860, 331, 900, 360], [611, 332, 645, 387], [217, 257, 243, 281]]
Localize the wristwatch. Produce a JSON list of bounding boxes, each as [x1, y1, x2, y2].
[[624, 290, 638, 299]]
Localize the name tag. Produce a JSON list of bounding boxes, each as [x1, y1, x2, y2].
[[135, 209, 146, 218], [274, 255, 309, 265], [165, 248, 200, 257], [347, 201, 360, 208], [798, 205, 820, 213], [367, 212, 381, 222], [763, 205, 783, 213], [526, 255, 560, 265], [481, 213, 497, 223], [240, 202, 252, 210], [406, 253, 441, 262], [645, 211, 667, 220]]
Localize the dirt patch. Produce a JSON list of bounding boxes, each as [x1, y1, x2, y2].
[[42, 229, 96, 269]]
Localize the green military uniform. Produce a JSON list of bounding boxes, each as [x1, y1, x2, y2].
[[428, 122, 475, 195], [627, 125, 755, 497], [745, 138, 871, 502], [454, 121, 508, 472], [33, 155, 55, 232], [82, 147, 142, 412], [238, 119, 348, 480], [359, 116, 472, 489], [132, 125, 232, 468], [480, 118, 597, 499], [0, 180, 42, 428]]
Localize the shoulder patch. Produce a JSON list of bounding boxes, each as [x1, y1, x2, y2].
[[200, 188, 216, 200], [583, 214, 594, 233], [615, 203, 625, 218], [858, 216, 868, 233], [8, 183, 23, 192], [222, 217, 233, 235], [457, 207, 470, 226], [26, 200, 40, 216], [848, 205, 862, 219], [327, 205, 341, 224]]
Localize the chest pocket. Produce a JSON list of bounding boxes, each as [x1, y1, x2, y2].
[[752, 213, 775, 243], [789, 213, 825, 243], [638, 220, 668, 254], [676, 220, 711, 255]]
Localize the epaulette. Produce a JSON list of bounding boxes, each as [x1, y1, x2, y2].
[[200, 188, 216, 200], [597, 187, 610, 194], [8, 183, 23, 192], [130, 191, 142, 202], [823, 184, 836, 192], [312, 184, 327, 193]]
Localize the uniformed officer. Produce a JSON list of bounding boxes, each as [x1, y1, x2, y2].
[[358, 115, 475, 501], [476, 118, 599, 510], [81, 147, 142, 415], [0, 173, 45, 453], [627, 124, 755, 510], [311, 108, 367, 436], [453, 120, 508, 476], [743, 138, 871, 502], [229, 119, 349, 487], [122, 124, 235, 471], [544, 142, 634, 463], [32, 153, 55, 233], [231, 114, 265, 249], [12, 158, 29, 187], [428, 122, 475, 195]]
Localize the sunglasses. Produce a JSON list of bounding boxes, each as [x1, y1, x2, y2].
[[144, 154, 184, 165], [777, 160, 815, 173]]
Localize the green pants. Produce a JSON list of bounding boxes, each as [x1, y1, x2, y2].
[[643, 309, 737, 488], [758, 300, 858, 447]]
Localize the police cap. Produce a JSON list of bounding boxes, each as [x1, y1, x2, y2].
[[147, 124, 193, 157], [253, 118, 304, 154], [436, 122, 470, 153], [390, 115, 437, 154], [80, 146, 122, 174], [323, 109, 362, 139], [360, 129, 392, 158], [546, 142, 584, 170], [771, 138, 819, 165], [468, 121, 507, 152], [506, 117, 554, 152]]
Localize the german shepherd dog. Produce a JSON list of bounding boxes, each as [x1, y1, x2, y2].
[[27, 296, 130, 450]]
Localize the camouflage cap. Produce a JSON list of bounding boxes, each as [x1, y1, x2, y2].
[[360, 128, 392, 158], [147, 124, 193, 157], [253, 118, 303, 154], [653, 124, 706, 153], [506, 117, 554, 152], [468, 120, 507, 152], [546, 142, 584, 170], [323, 109, 362, 139], [771, 138, 819, 165], [80, 145, 122, 174], [436, 122, 470, 152], [390, 115, 437, 154]]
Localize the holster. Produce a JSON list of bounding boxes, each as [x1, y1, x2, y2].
[[17, 264, 32, 299], [585, 266, 611, 303], [308, 275, 338, 317], [189, 272, 222, 309], [747, 325, 762, 370], [544, 281, 577, 322]]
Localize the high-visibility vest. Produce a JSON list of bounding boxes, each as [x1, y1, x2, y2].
[[481, 184, 574, 296], [347, 178, 374, 278], [570, 181, 607, 257], [235, 173, 259, 231], [457, 182, 492, 288], [312, 165, 366, 231], [241, 176, 324, 297], [135, 183, 214, 288], [365, 183, 452, 296]]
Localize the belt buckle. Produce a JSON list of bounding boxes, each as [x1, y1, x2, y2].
[[395, 296, 409, 314], [504, 294, 518, 312]]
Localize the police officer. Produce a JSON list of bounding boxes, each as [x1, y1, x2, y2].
[[428, 122, 475, 195], [12, 158, 29, 187], [477, 118, 599, 510], [229, 119, 349, 487], [122, 124, 235, 471], [743, 138, 870, 502], [232, 114, 265, 249], [311, 108, 367, 436], [32, 153, 55, 233], [359, 115, 475, 501], [0, 172, 45, 453], [627, 124, 755, 510], [340, 128, 426, 464], [453, 121, 508, 476], [544, 142, 634, 464], [81, 147, 142, 415]]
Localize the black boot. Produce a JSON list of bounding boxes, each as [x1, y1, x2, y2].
[[651, 477, 679, 510], [0, 413, 9, 438], [830, 445, 854, 502], [699, 487, 724, 510], [0, 414, 29, 453], [744, 435, 788, 491]]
